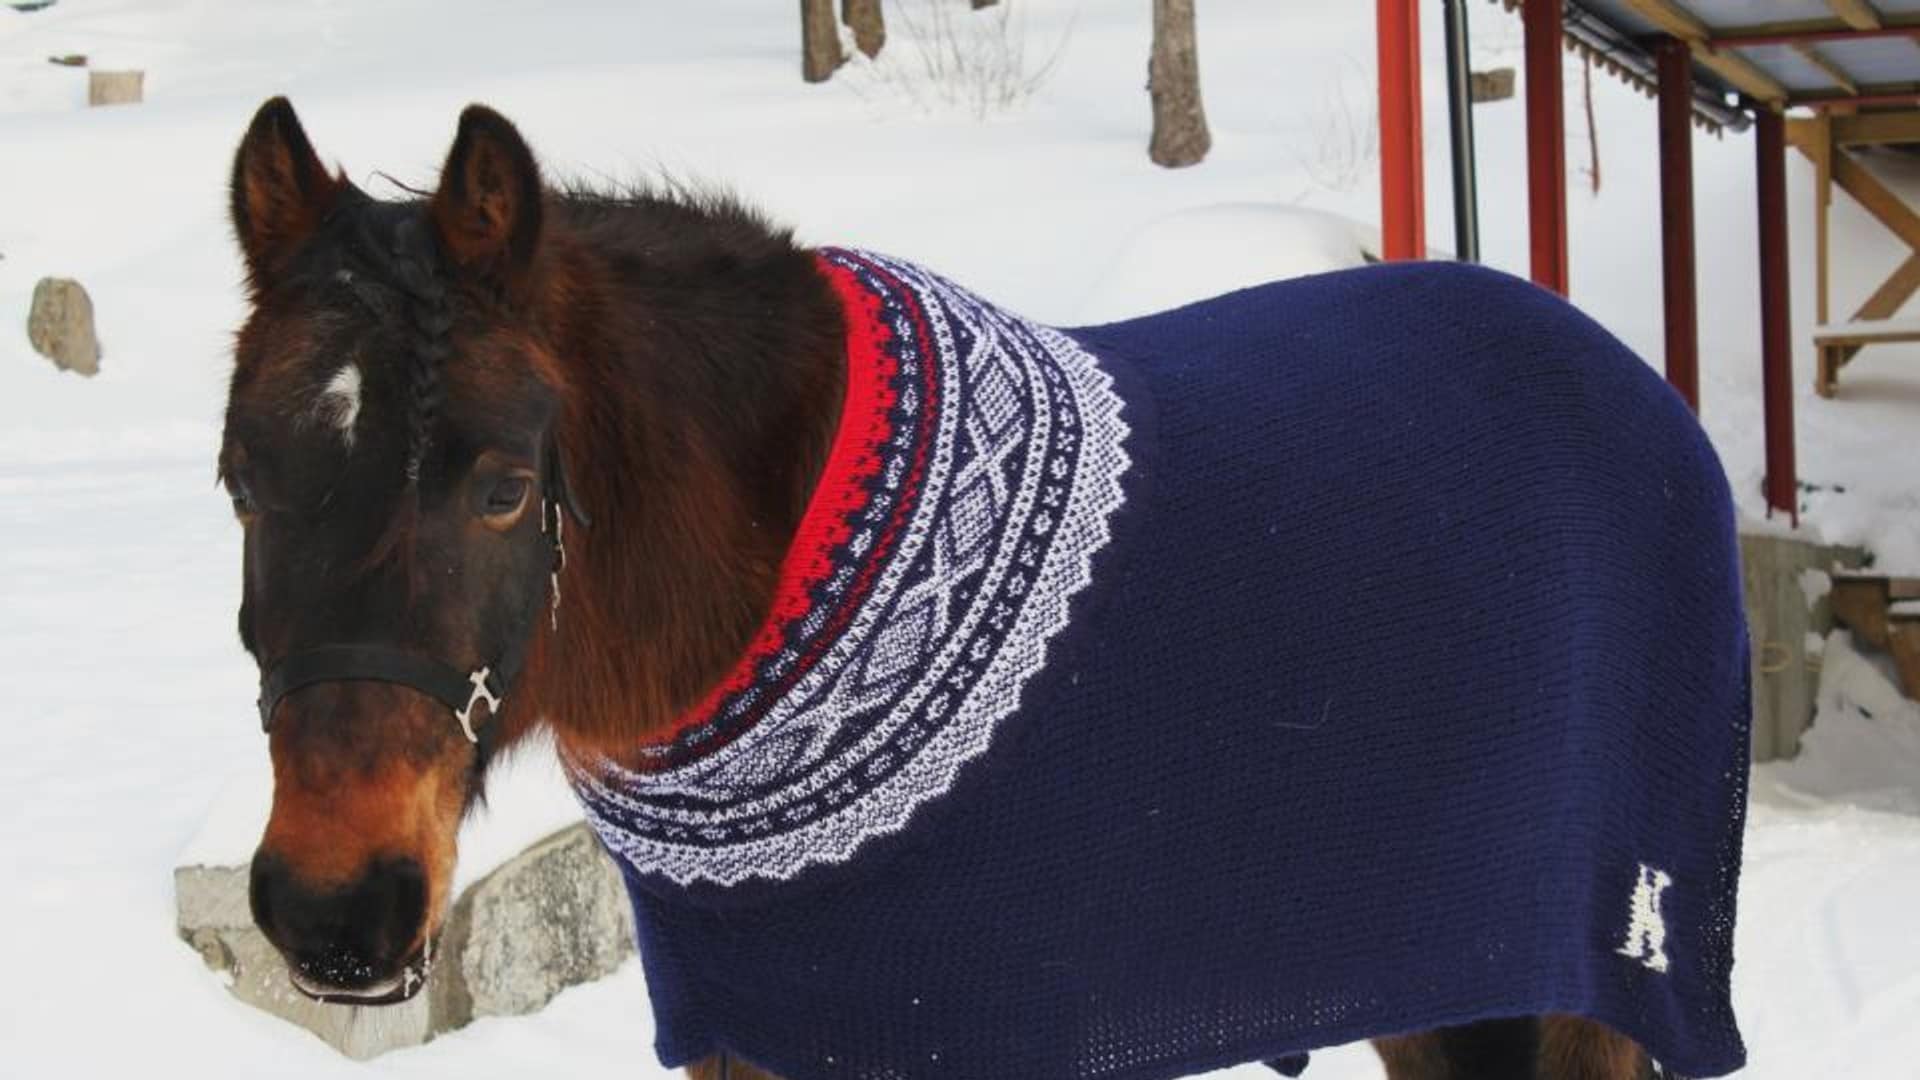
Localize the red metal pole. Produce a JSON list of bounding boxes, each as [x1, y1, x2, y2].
[[1657, 38, 1699, 412], [1523, 0, 1568, 294], [1756, 108, 1798, 525], [1377, 0, 1425, 262]]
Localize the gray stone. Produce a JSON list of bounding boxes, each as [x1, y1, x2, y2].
[[26, 277, 100, 376], [437, 824, 636, 1023], [87, 69, 143, 106], [1739, 531, 1870, 762], [1470, 68, 1516, 104], [174, 823, 633, 1059]]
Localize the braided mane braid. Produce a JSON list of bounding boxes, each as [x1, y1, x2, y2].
[[387, 216, 452, 484]]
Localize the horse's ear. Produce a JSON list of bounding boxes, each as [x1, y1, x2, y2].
[[230, 97, 345, 291], [430, 105, 543, 287]]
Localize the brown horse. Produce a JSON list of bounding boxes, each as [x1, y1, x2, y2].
[[222, 98, 1648, 1079]]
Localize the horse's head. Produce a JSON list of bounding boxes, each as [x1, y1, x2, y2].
[[221, 98, 574, 1003]]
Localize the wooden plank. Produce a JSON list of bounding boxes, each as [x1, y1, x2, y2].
[[1830, 148, 1920, 251], [1852, 253, 1920, 321], [1830, 111, 1920, 146], [1815, 113, 1833, 327], [1721, 14, 1920, 38], [1796, 82, 1920, 108], [1831, 575, 1892, 648], [1618, 0, 1791, 104], [1825, 255, 1920, 378], [1813, 325, 1920, 346], [1888, 620, 1920, 700], [1828, 0, 1885, 31]]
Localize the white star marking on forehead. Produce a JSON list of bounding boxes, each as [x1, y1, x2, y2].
[[314, 363, 363, 448]]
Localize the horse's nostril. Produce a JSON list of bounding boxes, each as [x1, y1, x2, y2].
[[248, 850, 283, 942], [248, 850, 430, 992], [293, 945, 380, 987]]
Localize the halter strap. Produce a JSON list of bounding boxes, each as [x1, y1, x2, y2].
[[257, 645, 511, 740], [255, 444, 589, 750]]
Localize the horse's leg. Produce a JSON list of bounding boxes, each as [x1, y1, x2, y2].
[[1536, 1015, 1649, 1080], [1373, 1017, 1539, 1078], [684, 1053, 788, 1080]]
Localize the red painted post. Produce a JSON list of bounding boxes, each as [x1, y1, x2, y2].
[[1657, 38, 1699, 412], [1523, 0, 1568, 294], [1755, 108, 1798, 525], [1377, 0, 1425, 261]]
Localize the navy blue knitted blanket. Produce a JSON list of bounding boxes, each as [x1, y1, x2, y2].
[[568, 250, 1750, 1080]]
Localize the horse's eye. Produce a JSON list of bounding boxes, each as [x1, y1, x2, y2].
[[230, 483, 258, 519], [482, 476, 531, 520]]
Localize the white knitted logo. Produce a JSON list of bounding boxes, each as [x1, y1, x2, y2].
[[1617, 863, 1673, 974]]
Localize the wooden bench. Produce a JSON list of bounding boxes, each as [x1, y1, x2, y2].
[[1830, 572, 1920, 699], [1814, 317, 1920, 397]]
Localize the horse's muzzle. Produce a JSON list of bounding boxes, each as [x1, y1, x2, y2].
[[287, 943, 432, 1006], [250, 850, 432, 1007]]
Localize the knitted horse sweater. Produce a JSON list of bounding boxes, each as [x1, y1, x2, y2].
[[568, 250, 1750, 1080]]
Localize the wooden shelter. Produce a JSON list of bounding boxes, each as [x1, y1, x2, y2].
[[1377, 0, 1920, 527]]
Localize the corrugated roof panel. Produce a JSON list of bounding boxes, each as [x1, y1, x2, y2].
[[1737, 43, 1852, 94], [1808, 38, 1920, 88], [1569, 0, 1664, 38], [1684, 0, 1835, 25]]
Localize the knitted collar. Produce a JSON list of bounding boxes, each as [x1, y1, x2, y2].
[[569, 249, 1130, 888]]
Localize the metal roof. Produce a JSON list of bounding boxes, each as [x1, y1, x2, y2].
[[1494, 0, 1920, 132]]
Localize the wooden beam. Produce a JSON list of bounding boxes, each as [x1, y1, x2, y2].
[[1828, 111, 1920, 146], [1827, 253, 1920, 374], [1720, 14, 1920, 40], [1795, 82, 1920, 108], [1851, 252, 1920, 323], [1828, 0, 1884, 31], [1619, 0, 1790, 104], [1813, 113, 1833, 327], [1794, 43, 1860, 96], [1829, 148, 1920, 252]]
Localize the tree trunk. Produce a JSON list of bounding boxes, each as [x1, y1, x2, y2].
[[1148, 0, 1210, 168], [843, 0, 885, 58], [972, 0, 999, 9], [801, 0, 845, 83]]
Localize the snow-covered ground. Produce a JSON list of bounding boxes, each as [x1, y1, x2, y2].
[[2, 1, 1918, 1077]]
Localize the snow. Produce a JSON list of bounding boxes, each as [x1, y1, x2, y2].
[[4, 1, 1920, 1078]]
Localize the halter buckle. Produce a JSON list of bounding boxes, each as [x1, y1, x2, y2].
[[455, 667, 502, 743]]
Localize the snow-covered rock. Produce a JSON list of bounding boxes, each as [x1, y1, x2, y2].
[[176, 824, 632, 1059], [25, 276, 98, 375], [174, 736, 628, 1058]]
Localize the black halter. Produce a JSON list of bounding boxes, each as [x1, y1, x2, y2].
[[256, 447, 589, 753]]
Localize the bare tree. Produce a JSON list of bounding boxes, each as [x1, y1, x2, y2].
[[802, 0, 846, 82], [844, 0, 886, 58], [1148, 0, 1210, 167]]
